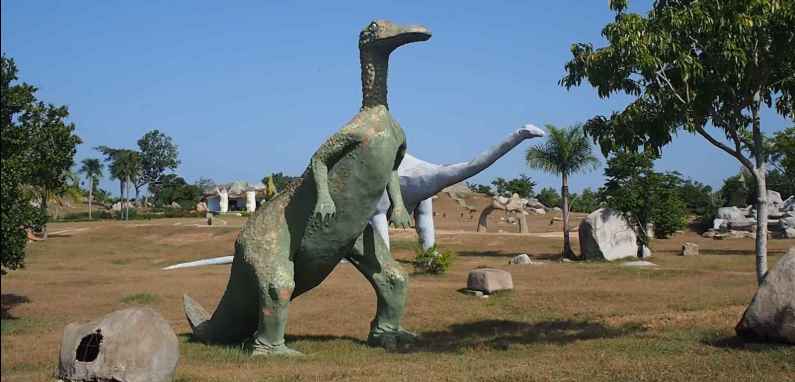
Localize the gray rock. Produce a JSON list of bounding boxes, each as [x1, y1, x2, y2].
[[768, 190, 785, 212], [58, 307, 179, 382], [717, 206, 749, 222], [736, 251, 795, 344], [509, 254, 532, 265], [578, 208, 649, 261], [681, 242, 699, 256], [780, 216, 795, 230], [713, 218, 727, 231], [467, 268, 513, 294]]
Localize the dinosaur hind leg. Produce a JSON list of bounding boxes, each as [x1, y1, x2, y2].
[[244, 242, 301, 356], [347, 225, 416, 350]]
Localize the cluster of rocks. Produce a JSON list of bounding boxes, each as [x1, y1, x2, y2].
[[704, 190, 795, 239]]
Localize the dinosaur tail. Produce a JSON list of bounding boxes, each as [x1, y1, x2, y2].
[[183, 294, 212, 341]]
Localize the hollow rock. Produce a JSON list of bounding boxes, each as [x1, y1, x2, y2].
[[58, 307, 179, 382]]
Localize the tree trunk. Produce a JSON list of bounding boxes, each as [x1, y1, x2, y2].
[[561, 174, 574, 259], [119, 180, 125, 220], [751, 95, 768, 284], [40, 190, 49, 240], [88, 177, 93, 220], [125, 176, 131, 221], [753, 169, 768, 284]]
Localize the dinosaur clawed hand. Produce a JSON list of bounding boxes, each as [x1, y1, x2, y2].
[[312, 197, 337, 225], [389, 207, 413, 229]]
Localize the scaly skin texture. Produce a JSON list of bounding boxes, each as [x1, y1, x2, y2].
[[183, 20, 430, 356]]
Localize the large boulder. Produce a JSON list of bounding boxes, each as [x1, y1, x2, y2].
[[467, 268, 513, 294], [735, 251, 795, 344], [767, 190, 785, 212], [717, 206, 749, 221], [58, 307, 179, 382], [579, 208, 649, 261]]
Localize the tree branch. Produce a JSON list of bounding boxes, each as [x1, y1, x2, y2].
[[655, 68, 687, 104], [693, 124, 754, 172]]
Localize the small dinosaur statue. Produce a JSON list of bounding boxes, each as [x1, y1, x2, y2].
[[182, 20, 431, 356]]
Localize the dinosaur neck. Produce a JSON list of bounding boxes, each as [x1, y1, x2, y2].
[[428, 130, 534, 194], [360, 48, 390, 110]]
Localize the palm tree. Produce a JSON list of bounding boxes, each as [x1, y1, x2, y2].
[[526, 124, 599, 259], [78, 158, 103, 219], [97, 146, 141, 220]]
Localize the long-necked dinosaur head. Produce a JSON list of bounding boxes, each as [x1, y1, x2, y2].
[[359, 20, 431, 53]]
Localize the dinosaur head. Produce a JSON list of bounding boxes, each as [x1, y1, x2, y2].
[[517, 124, 546, 139], [359, 20, 431, 52]]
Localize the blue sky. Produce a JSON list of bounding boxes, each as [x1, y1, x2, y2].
[[2, 1, 791, 196]]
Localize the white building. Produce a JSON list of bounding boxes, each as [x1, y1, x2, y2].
[[203, 181, 266, 213]]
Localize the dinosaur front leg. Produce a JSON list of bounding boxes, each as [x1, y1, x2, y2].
[[414, 198, 435, 250], [348, 225, 415, 350]]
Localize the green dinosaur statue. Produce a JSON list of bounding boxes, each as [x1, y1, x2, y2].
[[183, 20, 432, 356]]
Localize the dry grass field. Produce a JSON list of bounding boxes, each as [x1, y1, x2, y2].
[[2, 195, 794, 381]]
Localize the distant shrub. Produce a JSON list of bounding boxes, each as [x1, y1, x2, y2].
[[414, 245, 455, 274], [162, 209, 203, 218], [120, 293, 159, 305], [55, 210, 114, 222]]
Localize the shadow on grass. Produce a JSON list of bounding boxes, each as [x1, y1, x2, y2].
[[1, 294, 31, 319], [412, 319, 644, 353], [702, 335, 793, 351], [179, 332, 366, 346], [287, 334, 367, 345]]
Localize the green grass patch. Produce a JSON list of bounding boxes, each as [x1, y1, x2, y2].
[[1, 317, 42, 335], [120, 292, 160, 305]]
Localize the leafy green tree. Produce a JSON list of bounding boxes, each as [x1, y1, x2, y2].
[[466, 182, 493, 195], [536, 187, 561, 209], [720, 173, 753, 207], [19, 93, 81, 239], [561, 0, 794, 283], [490, 174, 536, 198], [262, 172, 298, 193], [1, 55, 44, 273], [601, 151, 687, 256], [154, 174, 203, 207], [526, 124, 599, 258], [78, 158, 103, 219], [767, 126, 795, 197], [571, 187, 602, 213], [137, 130, 179, 201]]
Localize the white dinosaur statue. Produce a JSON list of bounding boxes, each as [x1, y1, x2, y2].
[[162, 124, 545, 270], [371, 124, 545, 250]]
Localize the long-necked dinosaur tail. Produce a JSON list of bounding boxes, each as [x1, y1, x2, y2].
[[183, 294, 210, 341]]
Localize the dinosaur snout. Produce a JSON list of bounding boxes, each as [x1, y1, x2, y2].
[[519, 123, 545, 138]]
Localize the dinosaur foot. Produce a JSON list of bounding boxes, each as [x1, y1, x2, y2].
[[245, 338, 304, 357], [367, 327, 417, 351]]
